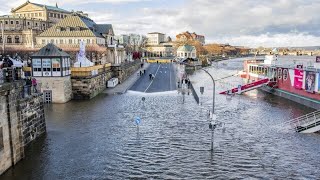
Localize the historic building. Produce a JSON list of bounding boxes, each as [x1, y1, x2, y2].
[[36, 12, 125, 65], [30, 43, 72, 103], [177, 45, 197, 59], [176, 31, 205, 45], [11, 1, 71, 25], [0, 1, 70, 50], [0, 15, 49, 48]]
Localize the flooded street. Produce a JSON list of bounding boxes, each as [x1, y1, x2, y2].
[[1, 58, 320, 179]]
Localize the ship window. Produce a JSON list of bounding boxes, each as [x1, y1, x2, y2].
[[278, 68, 282, 79], [283, 69, 288, 81]]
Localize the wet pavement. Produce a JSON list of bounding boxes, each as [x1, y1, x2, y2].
[[130, 63, 176, 93], [1, 58, 320, 179]]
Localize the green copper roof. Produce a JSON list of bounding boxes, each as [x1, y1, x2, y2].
[[31, 2, 70, 13], [177, 45, 195, 52]]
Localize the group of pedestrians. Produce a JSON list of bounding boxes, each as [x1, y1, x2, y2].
[[178, 78, 190, 88], [24, 77, 38, 96], [139, 69, 146, 76], [149, 73, 155, 80]]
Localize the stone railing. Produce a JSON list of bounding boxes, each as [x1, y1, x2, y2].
[[71, 63, 111, 78]]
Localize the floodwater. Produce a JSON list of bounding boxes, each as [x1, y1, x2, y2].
[[1, 57, 320, 179]]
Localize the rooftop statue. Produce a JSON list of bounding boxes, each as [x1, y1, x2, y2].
[[74, 41, 94, 67]]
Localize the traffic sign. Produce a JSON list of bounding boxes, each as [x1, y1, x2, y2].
[[135, 117, 141, 125]]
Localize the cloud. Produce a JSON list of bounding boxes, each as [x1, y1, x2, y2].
[[2, 0, 320, 47], [211, 33, 320, 48]]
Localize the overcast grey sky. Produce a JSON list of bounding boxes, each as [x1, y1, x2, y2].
[[2, 0, 320, 47]]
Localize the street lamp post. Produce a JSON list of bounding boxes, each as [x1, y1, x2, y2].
[[202, 68, 216, 151]]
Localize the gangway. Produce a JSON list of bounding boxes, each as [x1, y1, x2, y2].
[[219, 78, 269, 95], [288, 110, 320, 133]]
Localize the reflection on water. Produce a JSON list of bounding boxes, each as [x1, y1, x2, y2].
[[1, 58, 320, 179]]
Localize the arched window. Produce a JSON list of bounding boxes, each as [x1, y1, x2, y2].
[[7, 36, 12, 43], [15, 36, 19, 43]]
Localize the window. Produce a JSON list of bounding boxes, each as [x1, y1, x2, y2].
[[35, 13, 38, 17], [16, 21, 19, 24], [69, 39, 72, 44], [60, 39, 64, 44], [35, 23, 38, 26], [27, 22, 30, 26], [5, 21, 8, 24], [39, 12, 42, 17], [54, 13, 56, 18], [42, 39, 45, 44], [0, 127, 3, 151], [15, 36, 19, 43], [57, 14, 60, 18], [78, 39, 81, 44], [87, 39, 90, 44], [0, 36, 2, 43], [31, 13, 34, 17], [50, 39, 54, 43], [7, 36, 12, 43]]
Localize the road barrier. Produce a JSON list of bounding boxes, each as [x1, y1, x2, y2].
[[189, 82, 199, 104], [147, 59, 171, 63]]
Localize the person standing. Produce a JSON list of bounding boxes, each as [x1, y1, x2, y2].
[[26, 77, 32, 95], [31, 77, 37, 93]]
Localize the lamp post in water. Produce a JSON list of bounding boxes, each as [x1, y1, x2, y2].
[[202, 68, 216, 151]]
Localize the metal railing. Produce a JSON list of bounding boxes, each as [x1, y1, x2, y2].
[[282, 110, 320, 132]]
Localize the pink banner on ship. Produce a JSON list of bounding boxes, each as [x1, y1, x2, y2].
[[294, 69, 303, 89]]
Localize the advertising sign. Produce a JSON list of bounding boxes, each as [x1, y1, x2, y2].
[[294, 68, 303, 89], [305, 71, 316, 93], [52, 58, 60, 68]]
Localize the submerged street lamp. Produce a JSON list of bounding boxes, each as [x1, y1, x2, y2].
[[201, 68, 217, 151]]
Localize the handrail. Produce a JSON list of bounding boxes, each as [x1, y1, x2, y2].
[[281, 110, 320, 131]]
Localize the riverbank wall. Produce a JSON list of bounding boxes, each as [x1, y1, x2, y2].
[[111, 61, 141, 84], [0, 81, 46, 175], [71, 64, 112, 100]]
